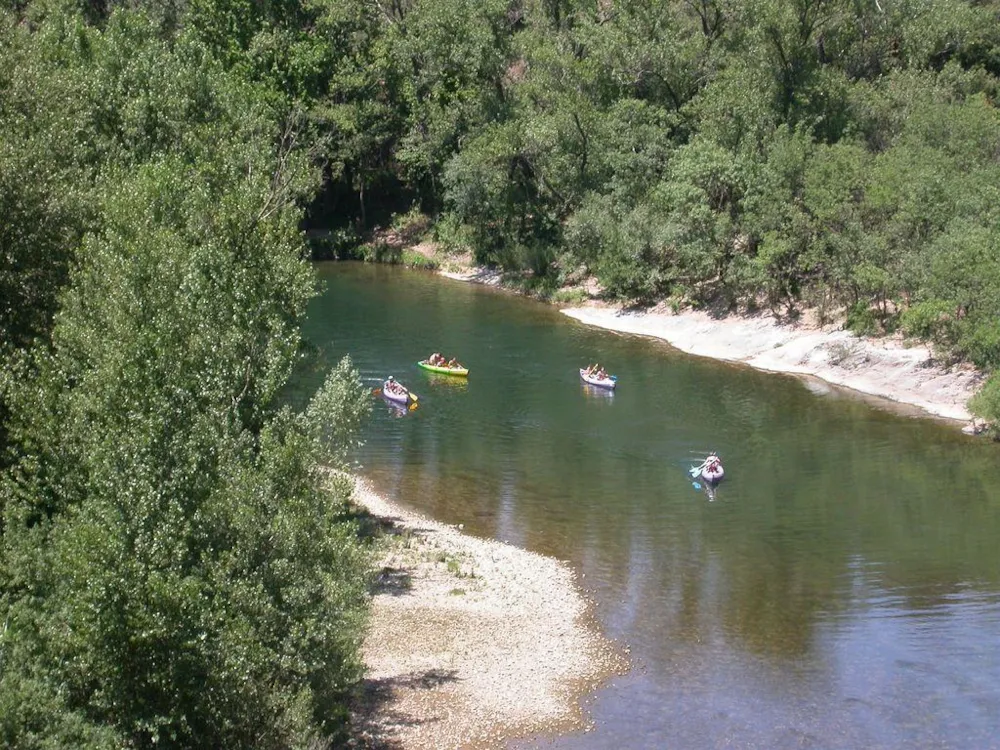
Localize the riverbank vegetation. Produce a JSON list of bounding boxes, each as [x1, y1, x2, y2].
[[0, 1, 373, 746]]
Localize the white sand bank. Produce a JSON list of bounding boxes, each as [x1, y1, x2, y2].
[[563, 307, 983, 424]]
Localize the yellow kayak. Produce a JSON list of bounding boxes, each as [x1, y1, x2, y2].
[[417, 360, 469, 377]]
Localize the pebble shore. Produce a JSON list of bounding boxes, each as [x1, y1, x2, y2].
[[349, 478, 626, 749]]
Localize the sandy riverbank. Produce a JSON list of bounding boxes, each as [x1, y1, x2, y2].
[[562, 306, 983, 425], [349, 477, 625, 749], [433, 258, 982, 425]]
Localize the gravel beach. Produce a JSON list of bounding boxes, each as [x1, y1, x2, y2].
[[349, 478, 626, 749]]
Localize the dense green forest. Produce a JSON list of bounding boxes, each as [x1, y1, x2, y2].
[[305, 0, 1000, 422], [2, 0, 1000, 747]]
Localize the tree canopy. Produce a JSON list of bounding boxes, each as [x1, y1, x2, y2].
[[290, 0, 1000, 421], [1, 2, 372, 747]]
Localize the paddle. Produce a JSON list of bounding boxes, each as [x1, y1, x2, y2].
[[689, 460, 708, 478], [683, 457, 707, 490]]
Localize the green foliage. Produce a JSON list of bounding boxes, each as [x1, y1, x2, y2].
[[6, 0, 1000, 735], [566, 197, 674, 302], [2, 363, 372, 748], [443, 119, 561, 265], [400, 250, 439, 270], [844, 301, 881, 337], [959, 322, 1000, 370], [1, 150, 372, 743], [969, 372, 1000, 425], [308, 226, 364, 260], [391, 0, 512, 195], [0, 10, 93, 353], [688, 57, 780, 153], [431, 212, 477, 255], [551, 287, 588, 305], [1, 3, 374, 746], [427, 0, 1000, 373]]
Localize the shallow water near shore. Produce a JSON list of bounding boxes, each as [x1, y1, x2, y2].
[[297, 263, 1000, 749]]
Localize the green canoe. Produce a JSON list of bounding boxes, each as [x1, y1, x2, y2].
[[417, 360, 469, 377]]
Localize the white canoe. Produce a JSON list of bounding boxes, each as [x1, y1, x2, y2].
[[382, 381, 412, 405], [580, 368, 617, 389], [701, 456, 724, 484]]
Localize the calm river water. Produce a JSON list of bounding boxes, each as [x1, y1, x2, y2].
[[300, 262, 1000, 749]]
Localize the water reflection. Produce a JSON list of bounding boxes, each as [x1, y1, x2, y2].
[[297, 263, 1000, 749], [378, 395, 412, 417], [581, 382, 615, 401], [417, 371, 470, 390]]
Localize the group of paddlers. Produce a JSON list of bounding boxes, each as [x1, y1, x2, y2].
[[584, 363, 609, 380], [427, 352, 464, 369], [384, 375, 408, 396]]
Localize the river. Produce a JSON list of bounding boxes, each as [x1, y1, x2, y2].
[[300, 262, 1000, 749]]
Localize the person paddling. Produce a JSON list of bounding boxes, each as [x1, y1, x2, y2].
[[386, 375, 406, 395]]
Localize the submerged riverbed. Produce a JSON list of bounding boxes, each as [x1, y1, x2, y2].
[[299, 262, 1000, 749]]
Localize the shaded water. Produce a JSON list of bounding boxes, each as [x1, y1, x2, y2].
[[300, 263, 1000, 749]]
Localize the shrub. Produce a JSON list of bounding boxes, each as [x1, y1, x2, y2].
[[958, 320, 1000, 370], [551, 288, 588, 305], [845, 301, 880, 336], [969, 372, 1000, 426], [901, 300, 954, 342], [308, 228, 363, 260], [432, 213, 476, 255], [401, 250, 439, 270]]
